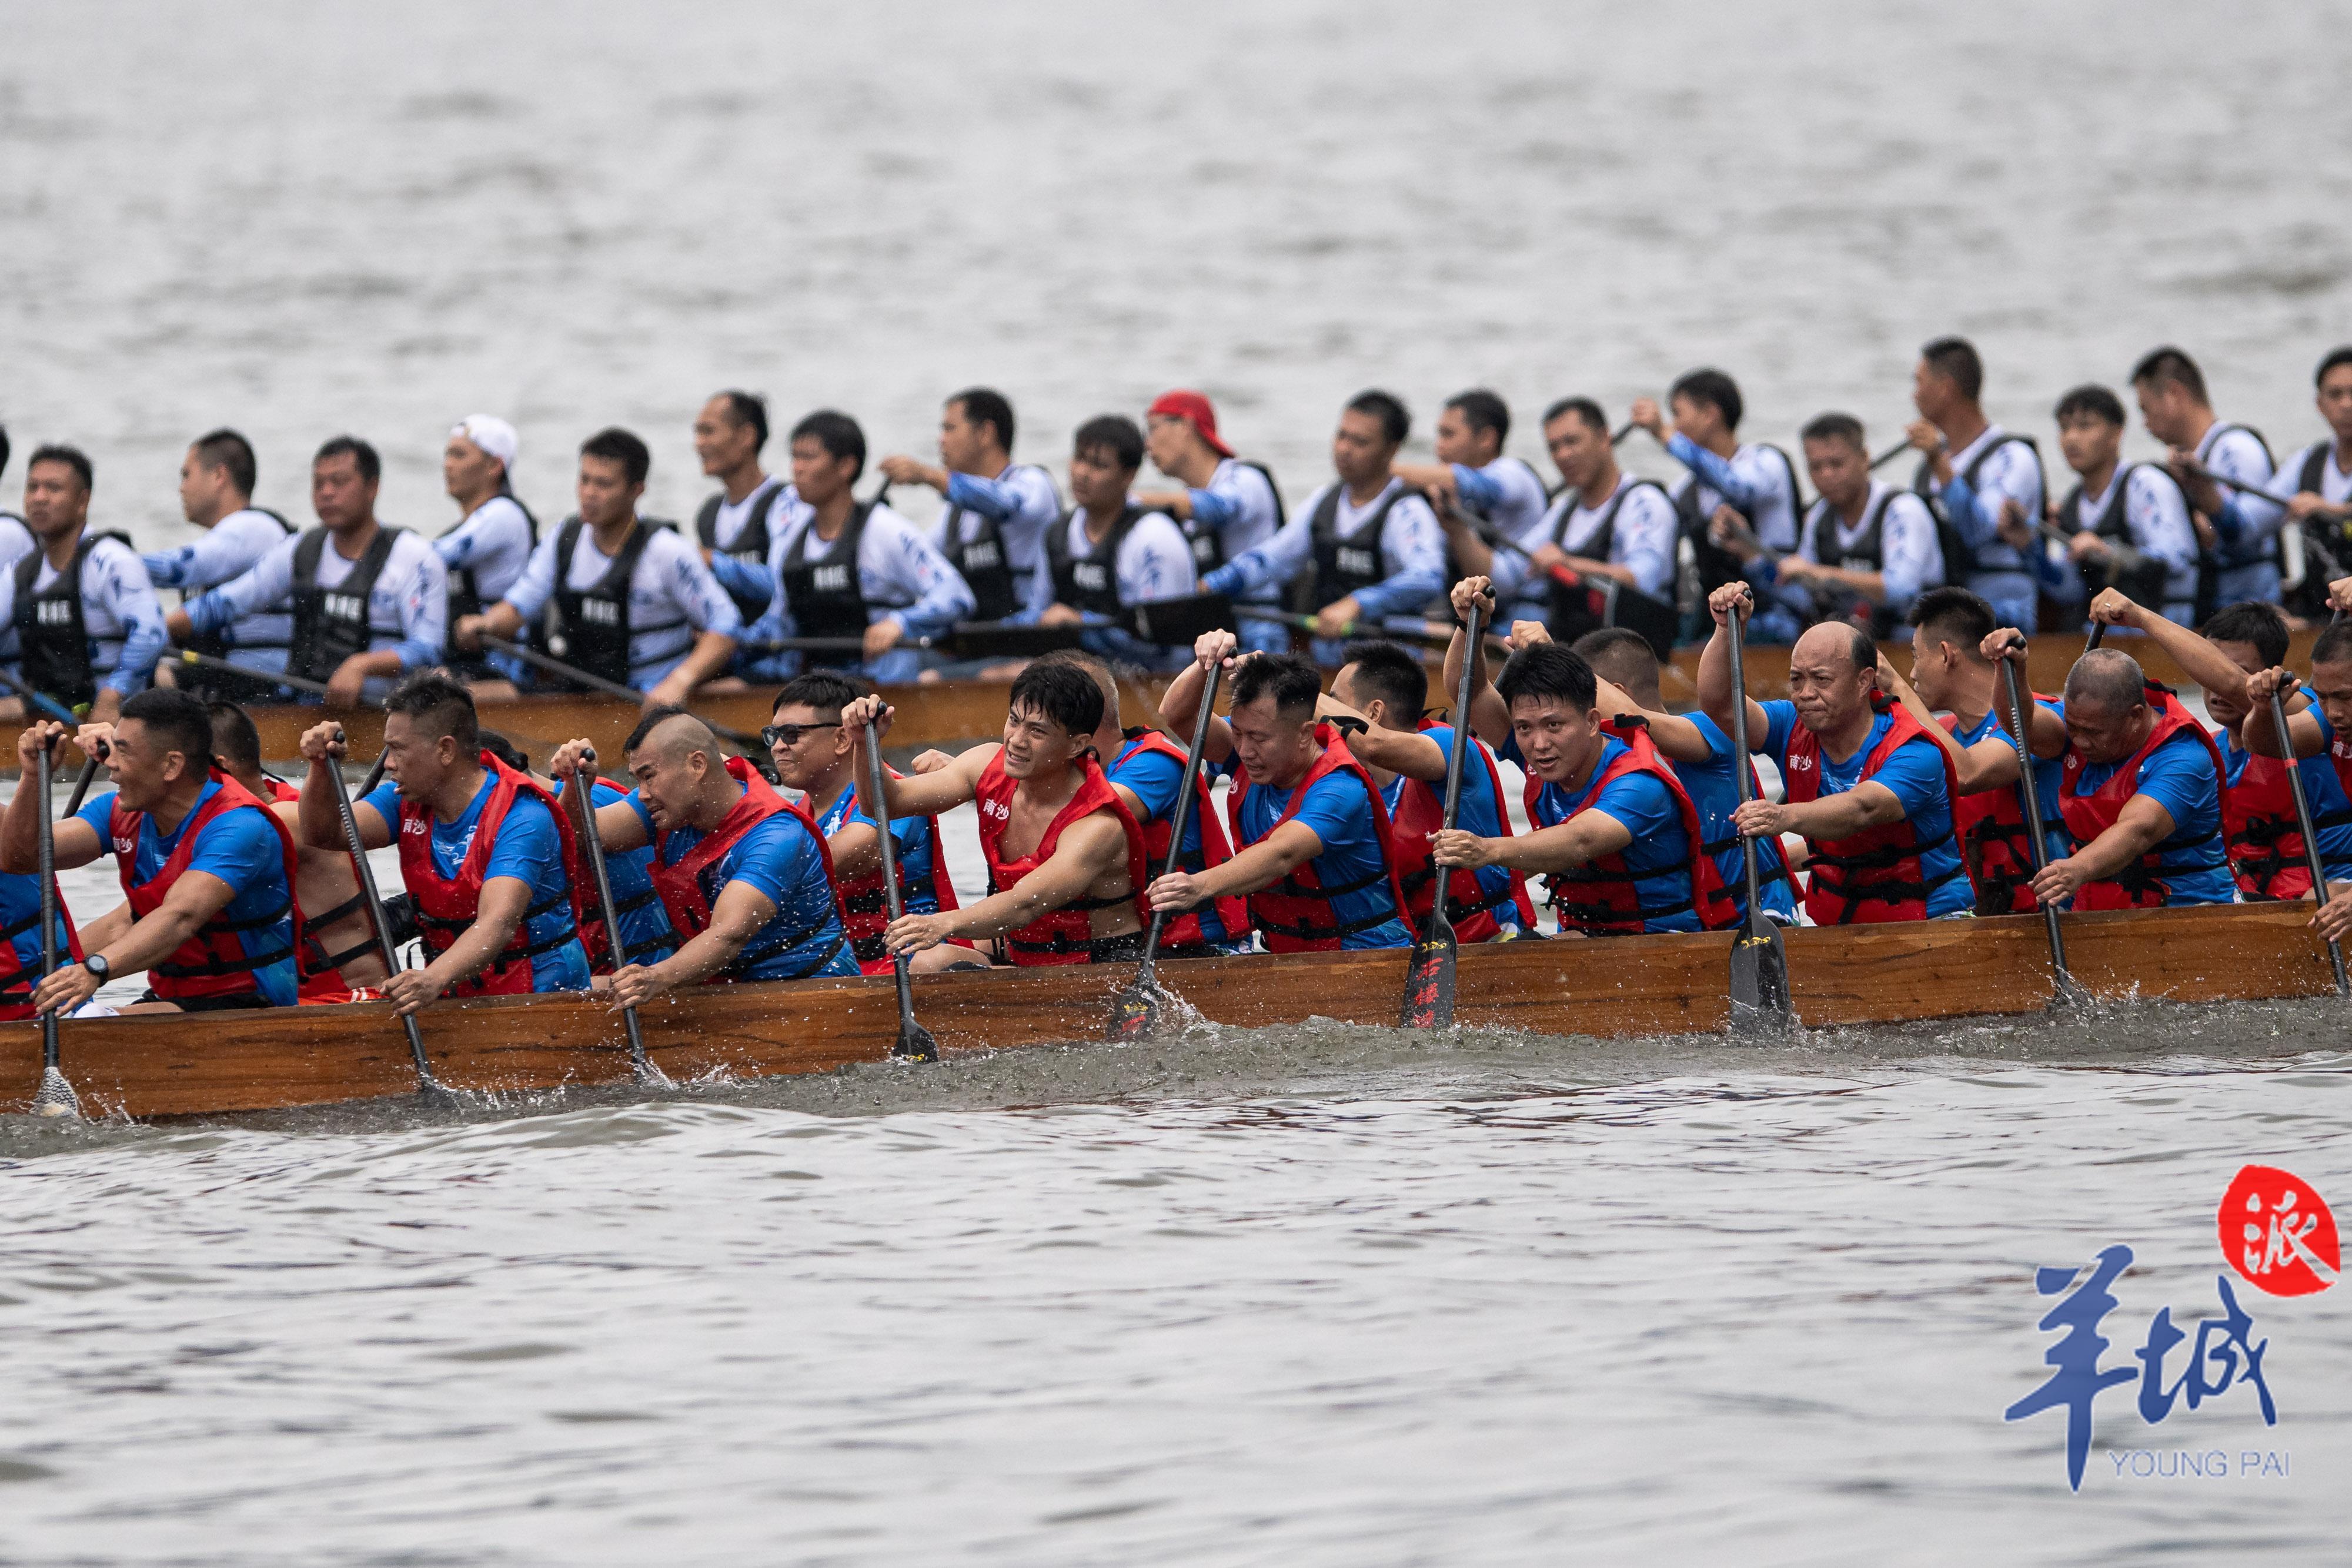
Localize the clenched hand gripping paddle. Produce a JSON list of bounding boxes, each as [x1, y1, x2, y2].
[[1400, 598, 1485, 1029]]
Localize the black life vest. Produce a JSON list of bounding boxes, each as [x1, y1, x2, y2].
[[12, 530, 135, 710], [2191, 423, 2278, 623], [2286, 440, 2352, 616], [176, 509, 298, 676], [440, 490, 537, 623], [1308, 482, 1406, 608], [1802, 487, 1907, 638], [936, 465, 1050, 621], [2057, 465, 2181, 614], [694, 480, 786, 624], [1545, 477, 1672, 638], [286, 525, 406, 684], [547, 517, 685, 688], [777, 501, 909, 668], [1047, 505, 1148, 618], [1676, 443, 1805, 599], [1185, 460, 1285, 573], [1914, 433, 2043, 580]]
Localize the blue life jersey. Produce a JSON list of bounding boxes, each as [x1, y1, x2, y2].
[[1521, 734, 1703, 934], [0, 870, 76, 1008], [1674, 713, 1799, 922], [1395, 723, 1521, 928], [1950, 703, 2073, 868], [362, 774, 590, 992], [592, 776, 676, 964], [813, 783, 944, 918], [1761, 700, 1973, 918], [1231, 764, 1412, 950], [626, 793, 858, 980], [2221, 689, 2352, 885], [2057, 703, 2235, 907], [1111, 734, 1227, 946], [78, 781, 299, 1005]]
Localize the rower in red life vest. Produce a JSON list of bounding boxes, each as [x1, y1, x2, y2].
[[1698, 581, 1972, 922], [4, 688, 300, 1015], [1315, 637, 1535, 941], [550, 710, 858, 1005], [841, 662, 1150, 966], [1144, 637, 1413, 952], [296, 674, 590, 1017], [2244, 618, 2352, 945], [1982, 623, 2234, 910], [762, 668, 968, 976]]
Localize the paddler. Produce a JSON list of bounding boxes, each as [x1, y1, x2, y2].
[[690, 390, 786, 628], [435, 415, 537, 690], [763, 668, 969, 975], [297, 673, 590, 1014], [171, 436, 447, 710], [1144, 640, 1412, 951], [2263, 347, 2352, 618], [550, 710, 853, 1001], [454, 427, 739, 710], [1631, 369, 1803, 633], [1131, 390, 1288, 653], [1905, 336, 2048, 631], [474, 728, 672, 973], [4, 688, 299, 1014], [1698, 581, 1972, 921], [743, 410, 974, 684], [1393, 389, 1551, 586], [1197, 391, 1445, 665], [2133, 346, 2281, 613], [877, 387, 1061, 626], [1766, 413, 1945, 641], [2246, 615, 2352, 937], [1029, 415, 1198, 671], [843, 662, 1150, 965], [0, 426, 29, 566], [2, 444, 169, 727], [1980, 627, 2233, 910], [2049, 385, 2199, 627], [144, 428, 297, 702]]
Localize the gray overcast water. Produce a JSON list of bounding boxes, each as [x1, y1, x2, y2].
[[4, 2, 2351, 1563]]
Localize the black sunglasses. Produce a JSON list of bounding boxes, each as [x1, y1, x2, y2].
[[761, 721, 841, 748]]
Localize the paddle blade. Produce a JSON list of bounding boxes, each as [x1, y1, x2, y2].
[[1107, 978, 1162, 1042], [893, 1021, 939, 1063], [1728, 922, 1795, 1034], [30, 1064, 79, 1119], [1399, 928, 1458, 1029]]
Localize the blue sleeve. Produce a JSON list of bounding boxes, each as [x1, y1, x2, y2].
[[1666, 433, 1758, 509], [1189, 487, 1239, 529], [1588, 770, 1678, 841], [75, 790, 119, 838], [359, 779, 400, 828], [1941, 474, 1997, 548], [706, 550, 774, 614], [1760, 700, 1801, 770], [723, 814, 814, 907], [185, 807, 282, 891], [1452, 464, 1504, 513], [1866, 741, 1946, 821], [482, 793, 563, 888], [1112, 747, 1185, 824], [943, 471, 1017, 522], [1291, 773, 1373, 855], [2133, 735, 2217, 828]]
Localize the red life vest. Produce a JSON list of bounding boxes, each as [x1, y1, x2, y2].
[[1387, 719, 1539, 942], [1225, 723, 1409, 953], [2057, 684, 2228, 911], [1939, 698, 2056, 916], [0, 886, 81, 1023], [824, 767, 964, 976], [112, 770, 302, 1004], [646, 756, 846, 981], [1526, 718, 1735, 935], [975, 750, 1149, 966], [260, 777, 300, 804], [245, 773, 365, 1000], [2223, 702, 2352, 901], [1114, 726, 1247, 952], [399, 753, 585, 998], [1782, 696, 1966, 924]]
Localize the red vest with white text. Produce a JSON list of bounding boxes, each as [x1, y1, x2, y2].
[[2057, 684, 2227, 911], [974, 750, 1148, 965], [399, 753, 584, 997], [1225, 723, 1408, 953], [1782, 696, 1965, 924], [112, 770, 302, 1004]]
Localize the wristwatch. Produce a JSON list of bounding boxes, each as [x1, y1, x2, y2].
[[83, 953, 111, 984]]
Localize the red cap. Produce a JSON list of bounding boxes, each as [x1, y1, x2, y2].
[[1147, 389, 1235, 459]]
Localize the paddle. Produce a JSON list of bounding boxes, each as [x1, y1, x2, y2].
[[0, 667, 82, 729], [571, 749, 663, 1085], [173, 648, 389, 707], [326, 728, 446, 1100], [1107, 661, 1224, 1041], [859, 711, 938, 1062], [1998, 636, 2077, 1004], [62, 738, 107, 817], [1234, 608, 1509, 656], [1725, 602, 1795, 1031], [478, 635, 763, 750], [2084, 623, 2107, 652], [741, 594, 1238, 660], [1399, 599, 1485, 1028], [1611, 421, 1638, 446], [1870, 439, 1917, 472], [28, 737, 82, 1117], [2178, 460, 2350, 521], [2267, 683, 2352, 997]]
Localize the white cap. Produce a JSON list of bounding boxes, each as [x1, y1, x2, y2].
[[451, 414, 519, 473]]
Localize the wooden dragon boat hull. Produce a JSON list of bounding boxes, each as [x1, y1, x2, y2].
[[3, 904, 2333, 1121]]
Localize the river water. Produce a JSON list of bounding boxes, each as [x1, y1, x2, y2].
[[5, 1, 2352, 1563]]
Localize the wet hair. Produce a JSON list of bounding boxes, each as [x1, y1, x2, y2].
[[1495, 643, 1598, 712], [1571, 627, 1661, 688], [1338, 640, 1428, 721], [2130, 346, 2208, 405], [2317, 347, 2352, 388], [2053, 384, 2127, 427], [27, 444, 92, 491], [2312, 618, 2352, 668], [478, 729, 530, 774], [1006, 658, 1105, 738], [313, 434, 379, 484], [120, 687, 213, 773], [1229, 652, 1324, 721], [2064, 649, 2149, 712], [206, 700, 264, 777], [580, 426, 651, 487], [385, 671, 480, 754], [1920, 337, 1984, 402], [1800, 412, 1867, 453], [1446, 389, 1510, 448], [2200, 600, 2290, 669], [790, 409, 866, 482], [950, 387, 1015, 452], [1908, 586, 1997, 658], [1072, 414, 1145, 473], [1030, 649, 1120, 721], [192, 428, 256, 497], [717, 389, 769, 451], [773, 669, 863, 719], [1669, 368, 1742, 432], [1345, 389, 1410, 447], [1541, 397, 1609, 437], [625, 704, 694, 754]]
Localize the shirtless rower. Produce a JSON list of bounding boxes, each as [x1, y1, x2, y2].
[[691, 390, 786, 629], [763, 668, 968, 976], [299, 673, 590, 1015], [878, 388, 1061, 626], [1132, 390, 1287, 653], [2248, 612, 2352, 938], [1981, 627, 2233, 910], [3, 444, 169, 727], [1145, 642, 1412, 952], [4, 688, 299, 1014], [145, 429, 296, 702], [550, 710, 857, 1003], [1199, 391, 1445, 666], [1030, 415, 1197, 671], [844, 661, 1149, 966], [1632, 369, 1803, 637], [2133, 346, 2281, 613], [1698, 581, 1971, 922], [2264, 347, 2352, 614], [435, 415, 537, 690], [1906, 337, 2048, 631], [2049, 385, 2200, 627]]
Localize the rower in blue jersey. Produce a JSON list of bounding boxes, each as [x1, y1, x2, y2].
[[2134, 347, 2284, 613], [1132, 390, 1288, 654], [145, 429, 299, 701], [2, 444, 169, 727], [877, 387, 1063, 631], [1632, 370, 1806, 643], [475, 729, 673, 973], [1394, 389, 1551, 606], [1904, 337, 2049, 632]]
